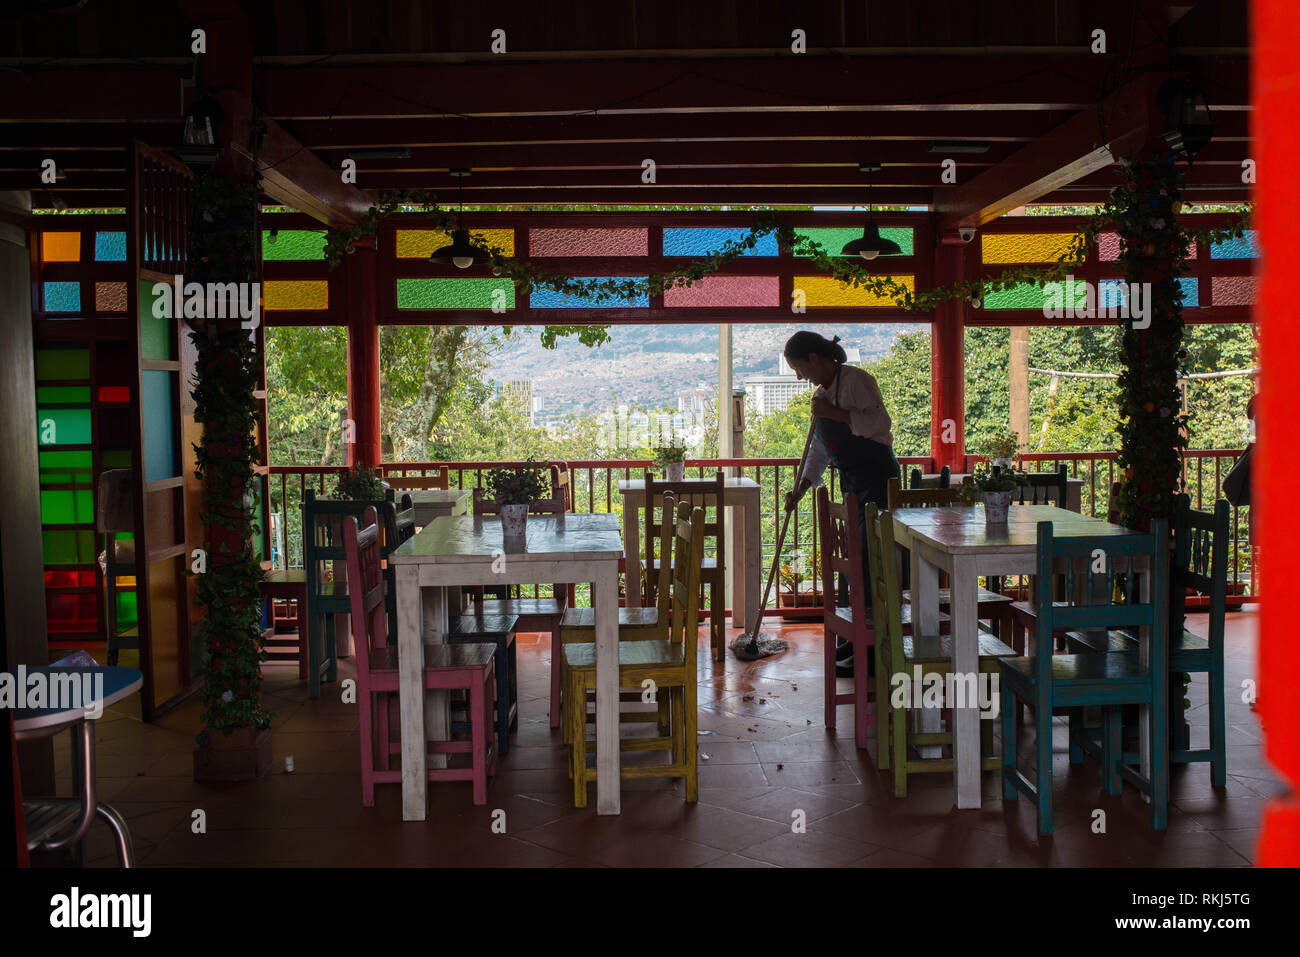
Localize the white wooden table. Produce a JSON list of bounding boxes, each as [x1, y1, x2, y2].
[[618, 477, 761, 628], [890, 504, 1138, 809], [387, 513, 623, 820], [403, 488, 471, 525]]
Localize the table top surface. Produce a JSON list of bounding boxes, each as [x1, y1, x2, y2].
[[618, 476, 759, 493], [12, 666, 143, 732], [388, 512, 622, 564], [892, 504, 1130, 551]]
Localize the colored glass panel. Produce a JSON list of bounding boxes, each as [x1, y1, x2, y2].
[[528, 228, 648, 257], [45, 570, 96, 589], [1097, 278, 1199, 310], [140, 280, 173, 360], [795, 275, 913, 308], [41, 529, 95, 565], [663, 228, 779, 257], [1098, 232, 1197, 262], [95, 281, 128, 312], [36, 348, 89, 380], [262, 229, 327, 260], [37, 407, 91, 445], [981, 232, 1082, 264], [95, 231, 128, 262], [982, 279, 1087, 310], [37, 385, 91, 404], [395, 278, 515, 310], [794, 227, 914, 258], [39, 449, 93, 484], [116, 591, 138, 631], [396, 228, 515, 258], [142, 370, 178, 481], [531, 278, 649, 308], [43, 281, 80, 312], [46, 592, 99, 634], [1211, 276, 1258, 305], [263, 279, 329, 310], [664, 275, 780, 307], [42, 231, 80, 262], [98, 386, 130, 403], [1210, 229, 1259, 260], [101, 450, 132, 468], [41, 489, 94, 524]]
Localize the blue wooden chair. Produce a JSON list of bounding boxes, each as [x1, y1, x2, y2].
[[1068, 495, 1229, 786], [999, 517, 1170, 835]]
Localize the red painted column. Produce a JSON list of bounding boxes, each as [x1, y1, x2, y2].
[[930, 240, 967, 471], [1255, 0, 1299, 867], [345, 242, 382, 469]]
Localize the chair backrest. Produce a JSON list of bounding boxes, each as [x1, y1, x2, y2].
[[383, 467, 449, 490], [666, 501, 707, 672], [96, 469, 134, 534], [472, 479, 564, 517], [341, 506, 388, 687], [1008, 464, 1068, 506], [862, 501, 908, 682], [1172, 494, 1229, 651], [643, 470, 724, 567], [887, 476, 967, 509], [817, 487, 870, 629], [908, 465, 951, 490], [1033, 517, 1169, 689], [547, 462, 573, 513], [381, 494, 416, 551]]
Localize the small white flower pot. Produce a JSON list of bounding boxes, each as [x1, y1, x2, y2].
[[664, 461, 686, 482], [500, 503, 528, 537], [983, 490, 1013, 523]]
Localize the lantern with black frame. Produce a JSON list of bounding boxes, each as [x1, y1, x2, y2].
[[429, 168, 493, 269], [840, 162, 904, 261]]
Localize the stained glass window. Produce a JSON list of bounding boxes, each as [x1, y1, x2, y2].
[[395, 278, 515, 310], [795, 275, 913, 308], [664, 276, 779, 307], [263, 280, 329, 310], [37, 407, 91, 445], [1211, 275, 1257, 305], [794, 227, 914, 258], [528, 228, 648, 257], [981, 232, 1081, 264], [95, 281, 128, 312], [43, 281, 81, 313], [396, 229, 514, 258], [42, 232, 80, 262], [1209, 230, 1259, 260], [95, 231, 128, 262], [982, 280, 1087, 311], [663, 228, 778, 257], [530, 278, 649, 308], [142, 370, 179, 481], [36, 348, 89, 380], [262, 229, 327, 261]]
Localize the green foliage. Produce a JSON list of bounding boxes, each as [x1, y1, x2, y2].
[[486, 463, 550, 505], [332, 462, 388, 501]]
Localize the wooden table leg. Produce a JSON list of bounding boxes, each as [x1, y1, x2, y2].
[[594, 559, 621, 815], [910, 540, 944, 760], [423, 584, 449, 770], [623, 497, 641, 609], [396, 564, 426, 821], [950, 554, 982, 810]]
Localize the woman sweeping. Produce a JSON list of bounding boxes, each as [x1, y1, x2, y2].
[[782, 332, 899, 677]]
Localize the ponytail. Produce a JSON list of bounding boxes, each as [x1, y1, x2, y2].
[[784, 331, 847, 363]]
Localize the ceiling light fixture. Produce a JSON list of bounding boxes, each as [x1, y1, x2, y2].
[[430, 168, 491, 269], [840, 162, 902, 261]]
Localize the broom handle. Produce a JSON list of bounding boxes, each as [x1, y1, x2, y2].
[[748, 417, 818, 636]]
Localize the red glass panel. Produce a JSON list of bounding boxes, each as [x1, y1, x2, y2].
[[1211, 275, 1258, 305], [664, 275, 780, 308], [98, 385, 130, 403], [46, 592, 98, 633], [528, 228, 648, 257]]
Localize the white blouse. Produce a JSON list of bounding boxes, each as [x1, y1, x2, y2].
[[800, 363, 894, 488]]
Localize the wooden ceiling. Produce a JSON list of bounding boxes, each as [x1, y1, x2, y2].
[[0, 0, 1253, 215]]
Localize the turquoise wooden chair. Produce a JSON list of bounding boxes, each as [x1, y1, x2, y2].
[[999, 517, 1170, 835], [1068, 495, 1229, 785]]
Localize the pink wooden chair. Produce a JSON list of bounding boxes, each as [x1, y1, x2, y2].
[[342, 506, 498, 806]]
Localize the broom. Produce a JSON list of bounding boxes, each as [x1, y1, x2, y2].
[[731, 417, 817, 661]]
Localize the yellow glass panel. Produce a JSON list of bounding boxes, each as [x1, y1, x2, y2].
[[263, 280, 328, 311], [795, 275, 913, 308], [42, 231, 81, 262], [981, 232, 1082, 264], [395, 229, 514, 258]]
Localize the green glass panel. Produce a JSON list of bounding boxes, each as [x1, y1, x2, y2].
[[36, 385, 92, 404], [39, 450, 93, 469], [116, 591, 138, 631], [42, 529, 95, 565], [35, 348, 90, 381], [794, 227, 914, 258], [40, 489, 94, 524], [39, 451, 92, 485], [396, 278, 515, 310], [262, 229, 326, 260], [101, 450, 132, 468], [140, 280, 174, 360], [37, 407, 91, 445], [982, 279, 1087, 310]]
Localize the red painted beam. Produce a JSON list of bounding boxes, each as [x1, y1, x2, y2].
[[930, 242, 966, 470], [345, 244, 382, 468]]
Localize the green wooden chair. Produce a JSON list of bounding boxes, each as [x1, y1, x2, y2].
[[862, 501, 1013, 796], [999, 517, 1171, 835], [1068, 495, 1229, 786]]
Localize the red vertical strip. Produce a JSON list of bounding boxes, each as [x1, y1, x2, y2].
[[930, 242, 966, 471], [345, 242, 382, 469], [1255, 0, 1300, 868]]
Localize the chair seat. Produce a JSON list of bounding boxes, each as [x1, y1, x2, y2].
[[902, 586, 1014, 607], [561, 606, 660, 631], [1068, 628, 1207, 657], [904, 631, 1016, 663], [369, 641, 497, 676], [645, 556, 720, 576], [563, 639, 685, 671], [477, 597, 564, 620], [832, 604, 947, 628], [999, 652, 1155, 685], [450, 614, 519, 638], [1009, 600, 1070, 620], [22, 798, 84, 850]]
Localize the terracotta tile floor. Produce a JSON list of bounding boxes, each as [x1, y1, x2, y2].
[[45, 611, 1279, 867]]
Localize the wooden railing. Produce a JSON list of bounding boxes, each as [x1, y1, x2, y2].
[[267, 449, 1255, 606]]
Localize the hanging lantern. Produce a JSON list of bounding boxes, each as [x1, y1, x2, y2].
[[1158, 79, 1215, 160], [176, 94, 224, 170], [430, 168, 492, 268], [841, 163, 903, 260]]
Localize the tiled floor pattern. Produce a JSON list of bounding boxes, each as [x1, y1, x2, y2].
[[40, 612, 1280, 867]]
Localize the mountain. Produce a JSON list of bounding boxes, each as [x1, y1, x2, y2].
[[485, 323, 906, 412]]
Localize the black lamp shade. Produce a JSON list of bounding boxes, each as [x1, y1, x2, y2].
[[429, 227, 492, 268], [1158, 79, 1215, 159], [841, 223, 903, 260]]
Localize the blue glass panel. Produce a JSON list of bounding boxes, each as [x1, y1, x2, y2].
[[1178, 277, 1199, 307], [43, 281, 80, 313], [530, 278, 649, 308], [1209, 229, 1259, 260], [94, 231, 127, 262], [141, 370, 178, 482], [662, 228, 779, 257], [1097, 277, 1199, 309]]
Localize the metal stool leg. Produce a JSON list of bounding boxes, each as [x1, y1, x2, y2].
[[95, 803, 136, 867]]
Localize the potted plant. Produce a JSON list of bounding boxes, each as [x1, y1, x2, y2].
[[331, 461, 389, 501], [777, 548, 819, 618], [962, 467, 1020, 524], [987, 430, 1022, 471], [653, 422, 688, 482], [486, 463, 550, 538]]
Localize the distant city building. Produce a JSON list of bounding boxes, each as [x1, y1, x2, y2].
[[502, 380, 535, 423]]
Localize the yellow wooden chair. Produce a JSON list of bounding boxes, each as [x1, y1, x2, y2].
[[565, 500, 705, 807]]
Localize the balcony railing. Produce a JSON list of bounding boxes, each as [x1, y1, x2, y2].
[[266, 449, 1255, 609]]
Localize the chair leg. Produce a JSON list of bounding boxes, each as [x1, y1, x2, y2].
[[1150, 685, 1169, 831], [823, 627, 837, 731], [684, 674, 699, 803], [891, 694, 908, 798], [95, 803, 135, 868], [471, 669, 489, 806], [1208, 663, 1227, 788], [1102, 706, 1122, 797], [1035, 694, 1054, 835], [549, 625, 563, 729], [377, 692, 390, 772], [1001, 683, 1018, 800], [1068, 707, 1084, 764], [494, 640, 511, 756], [508, 636, 519, 732], [571, 672, 588, 808], [360, 689, 376, 807], [875, 642, 890, 770]]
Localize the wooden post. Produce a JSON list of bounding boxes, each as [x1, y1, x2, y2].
[[1009, 326, 1030, 448], [345, 242, 382, 469], [930, 242, 966, 471]]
